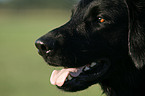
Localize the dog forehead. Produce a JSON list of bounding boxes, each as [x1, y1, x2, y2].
[[78, 0, 122, 7], [73, 0, 120, 18], [77, 0, 101, 9], [73, 0, 101, 15], [78, 0, 94, 7], [76, 0, 121, 12]]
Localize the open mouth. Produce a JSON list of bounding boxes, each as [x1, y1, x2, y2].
[[50, 59, 110, 88]]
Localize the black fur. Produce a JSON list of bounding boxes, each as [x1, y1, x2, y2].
[[35, 0, 145, 96]]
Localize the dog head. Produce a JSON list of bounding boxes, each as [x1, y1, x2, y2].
[[35, 0, 145, 92]]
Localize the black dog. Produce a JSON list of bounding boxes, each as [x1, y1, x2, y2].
[[35, 0, 145, 96]]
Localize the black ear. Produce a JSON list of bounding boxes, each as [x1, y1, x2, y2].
[[126, 0, 145, 68]]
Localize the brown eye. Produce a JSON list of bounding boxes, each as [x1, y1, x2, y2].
[[98, 17, 105, 23]]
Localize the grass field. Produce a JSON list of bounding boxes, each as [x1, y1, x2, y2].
[[0, 9, 106, 96]]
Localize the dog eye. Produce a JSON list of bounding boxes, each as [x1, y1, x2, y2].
[[98, 17, 105, 23]]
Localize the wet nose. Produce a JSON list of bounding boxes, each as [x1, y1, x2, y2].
[[35, 37, 58, 56]]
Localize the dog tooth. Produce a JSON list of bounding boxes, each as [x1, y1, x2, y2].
[[84, 66, 90, 71], [90, 62, 97, 67], [68, 75, 73, 80]]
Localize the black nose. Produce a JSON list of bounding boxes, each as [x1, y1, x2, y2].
[[35, 38, 58, 56]]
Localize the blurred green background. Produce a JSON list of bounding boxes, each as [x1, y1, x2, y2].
[[0, 0, 106, 96]]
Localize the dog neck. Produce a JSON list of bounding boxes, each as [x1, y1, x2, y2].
[[100, 58, 145, 96]]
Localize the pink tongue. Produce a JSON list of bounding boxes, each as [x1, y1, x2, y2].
[[50, 66, 84, 87]]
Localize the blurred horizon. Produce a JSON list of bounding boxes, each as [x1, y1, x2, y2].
[[0, 0, 78, 9]]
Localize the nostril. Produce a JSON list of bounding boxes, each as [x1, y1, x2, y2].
[[41, 44, 47, 51], [35, 40, 48, 51], [35, 40, 43, 49], [35, 39, 55, 55], [35, 37, 59, 56]]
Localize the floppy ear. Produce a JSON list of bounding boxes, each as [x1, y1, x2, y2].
[[126, 0, 145, 68]]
